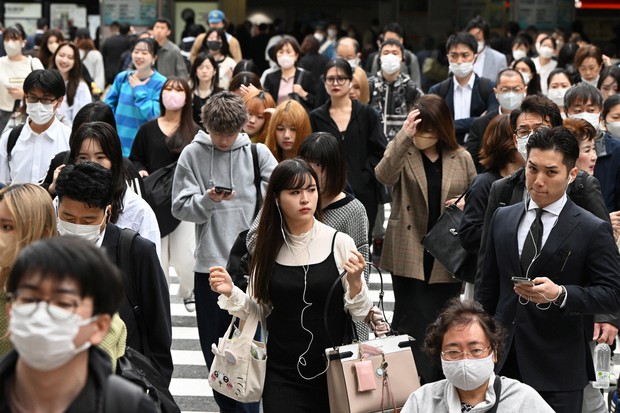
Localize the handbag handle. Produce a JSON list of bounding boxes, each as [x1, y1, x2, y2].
[[448, 186, 471, 208], [324, 262, 390, 350]]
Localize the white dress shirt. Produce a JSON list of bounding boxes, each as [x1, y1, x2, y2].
[[473, 46, 487, 78], [453, 73, 476, 120], [517, 194, 566, 257]]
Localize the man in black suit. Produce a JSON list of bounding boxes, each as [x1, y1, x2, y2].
[[476, 127, 620, 413], [101, 22, 131, 86], [429, 32, 499, 144], [55, 162, 173, 386]]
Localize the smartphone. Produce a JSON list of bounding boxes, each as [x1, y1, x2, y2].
[[511, 276, 535, 286], [214, 186, 233, 196]]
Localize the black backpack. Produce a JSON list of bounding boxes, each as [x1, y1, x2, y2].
[[143, 162, 180, 237]]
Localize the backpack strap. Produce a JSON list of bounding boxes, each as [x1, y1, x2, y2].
[[105, 374, 144, 413], [251, 143, 262, 219], [117, 228, 151, 355], [487, 375, 503, 413], [7, 123, 25, 163]]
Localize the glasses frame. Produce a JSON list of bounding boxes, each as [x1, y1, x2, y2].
[[324, 76, 350, 86], [514, 125, 551, 139], [440, 344, 492, 361], [7, 291, 81, 321], [25, 95, 58, 105]]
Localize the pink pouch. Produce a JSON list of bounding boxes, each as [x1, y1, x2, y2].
[[354, 360, 377, 391]]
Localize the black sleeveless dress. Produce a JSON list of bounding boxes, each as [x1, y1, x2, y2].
[[262, 232, 346, 412]]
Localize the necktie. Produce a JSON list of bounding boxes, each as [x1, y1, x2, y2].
[[521, 208, 544, 277]]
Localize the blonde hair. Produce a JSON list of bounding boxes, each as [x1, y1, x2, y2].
[[265, 100, 311, 162], [243, 90, 276, 144], [0, 184, 57, 287], [351, 68, 370, 104]]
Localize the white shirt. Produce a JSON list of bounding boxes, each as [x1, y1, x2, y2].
[[57, 80, 92, 122], [517, 194, 567, 256], [453, 74, 475, 120], [0, 116, 71, 185], [117, 184, 162, 257], [532, 56, 557, 96], [473, 46, 487, 78]]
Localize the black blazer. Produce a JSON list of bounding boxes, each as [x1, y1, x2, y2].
[[476, 199, 620, 391], [466, 109, 500, 172], [263, 67, 317, 111], [101, 223, 173, 386]]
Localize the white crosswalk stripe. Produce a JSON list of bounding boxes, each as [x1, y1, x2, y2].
[[168, 269, 394, 412]]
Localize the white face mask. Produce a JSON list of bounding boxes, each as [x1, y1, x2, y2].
[[570, 112, 600, 130], [314, 33, 324, 43], [10, 303, 94, 371], [57, 212, 106, 243], [4, 40, 22, 57], [26, 101, 56, 125], [497, 92, 524, 111], [449, 61, 474, 79], [547, 87, 568, 107], [442, 353, 494, 391], [582, 76, 600, 88], [520, 73, 531, 85], [477, 41, 485, 53], [516, 133, 532, 161], [538, 46, 554, 59], [606, 121, 620, 139], [512, 49, 527, 61], [347, 58, 360, 71], [277, 54, 296, 70], [327, 29, 337, 39], [381, 54, 401, 75]]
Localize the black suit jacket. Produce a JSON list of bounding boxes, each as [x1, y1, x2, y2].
[[476, 199, 620, 391], [101, 223, 173, 386], [263, 67, 317, 111], [466, 109, 500, 172]]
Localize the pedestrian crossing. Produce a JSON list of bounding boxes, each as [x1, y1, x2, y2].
[[168, 269, 395, 412]]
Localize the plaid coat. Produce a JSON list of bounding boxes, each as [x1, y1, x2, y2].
[[375, 129, 476, 283]]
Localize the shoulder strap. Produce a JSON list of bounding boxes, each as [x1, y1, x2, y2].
[[117, 228, 151, 355], [105, 375, 144, 413], [487, 375, 502, 413], [7, 124, 25, 162], [438, 78, 451, 99], [251, 143, 262, 219]]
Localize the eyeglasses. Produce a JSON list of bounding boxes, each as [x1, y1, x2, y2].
[[25, 95, 58, 105], [441, 345, 492, 361], [324, 76, 350, 86], [8, 291, 80, 321], [515, 125, 550, 139]]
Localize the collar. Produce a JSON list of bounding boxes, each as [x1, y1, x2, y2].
[[23, 116, 63, 142], [453, 73, 475, 90], [528, 193, 567, 217]]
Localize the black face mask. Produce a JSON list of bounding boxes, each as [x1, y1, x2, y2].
[[207, 41, 222, 52]]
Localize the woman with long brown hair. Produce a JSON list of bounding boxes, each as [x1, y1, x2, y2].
[[265, 99, 311, 161], [375, 94, 476, 384]]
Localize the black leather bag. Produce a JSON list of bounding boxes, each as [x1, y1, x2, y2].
[[143, 162, 180, 237], [422, 191, 476, 283]]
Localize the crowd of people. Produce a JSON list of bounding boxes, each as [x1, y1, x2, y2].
[[0, 8, 619, 413]]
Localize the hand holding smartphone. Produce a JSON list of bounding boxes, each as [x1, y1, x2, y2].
[[511, 276, 535, 286]]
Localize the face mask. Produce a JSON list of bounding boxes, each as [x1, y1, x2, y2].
[[521, 73, 531, 85], [535, 43, 542, 55], [4, 40, 22, 57], [570, 112, 600, 130], [497, 92, 524, 111], [162, 91, 186, 111], [207, 41, 222, 52], [449, 61, 474, 78], [347, 58, 359, 71], [327, 29, 338, 39], [413, 135, 438, 150], [538, 46, 554, 59], [512, 49, 527, 61], [10, 303, 94, 371], [477, 41, 485, 53], [516, 133, 531, 161], [277, 55, 296, 70], [26, 102, 56, 125], [606, 121, 620, 139], [57, 212, 106, 243], [381, 54, 401, 75], [547, 87, 568, 107], [48, 42, 59, 54], [0, 232, 17, 273], [442, 353, 494, 391], [314, 33, 325, 43]]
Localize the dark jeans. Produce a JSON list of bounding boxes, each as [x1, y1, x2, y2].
[[195, 272, 260, 413]]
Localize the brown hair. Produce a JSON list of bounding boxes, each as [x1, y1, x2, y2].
[[265, 100, 311, 161], [574, 45, 604, 69], [351, 68, 370, 104], [412, 94, 459, 151], [424, 298, 505, 366], [479, 114, 519, 170], [243, 90, 275, 144], [159, 77, 199, 153], [563, 117, 596, 143], [48, 41, 84, 107]]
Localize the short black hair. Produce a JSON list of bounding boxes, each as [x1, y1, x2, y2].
[[55, 162, 114, 210], [23, 69, 66, 99], [564, 82, 603, 111], [7, 237, 123, 316], [134, 37, 160, 57], [465, 16, 490, 42], [526, 126, 579, 170], [119, 23, 131, 35], [546, 68, 573, 88], [446, 32, 477, 54], [510, 95, 563, 131], [155, 17, 173, 30], [299, 132, 347, 201], [323, 57, 353, 79], [603, 94, 620, 120], [36, 18, 48, 30], [383, 22, 403, 38], [379, 38, 404, 58]]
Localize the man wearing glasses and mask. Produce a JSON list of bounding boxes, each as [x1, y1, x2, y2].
[[0, 69, 70, 185]]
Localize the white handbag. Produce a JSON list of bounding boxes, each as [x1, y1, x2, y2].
[[208, 311, 267, 403]]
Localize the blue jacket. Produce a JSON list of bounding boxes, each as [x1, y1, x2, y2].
[[593, 132, 620, 212]]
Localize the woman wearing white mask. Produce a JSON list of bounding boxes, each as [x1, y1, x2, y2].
[[401, 299, 554, 413], [130, 77, 199, 309], [532, 36, 557, 96], [0, 26, 44, 133], [546, 68, 573, 114], [574, 45, 605, 88], [603, 95, 620, 140], [375, 95, 476, 384], [510, 36, 531, 64], [264, 35, 316, 111], [512, 57, 542, 96], [38, 29, 64, 69]]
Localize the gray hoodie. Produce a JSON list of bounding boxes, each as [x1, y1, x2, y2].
[[171, 130, 277, 272]]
